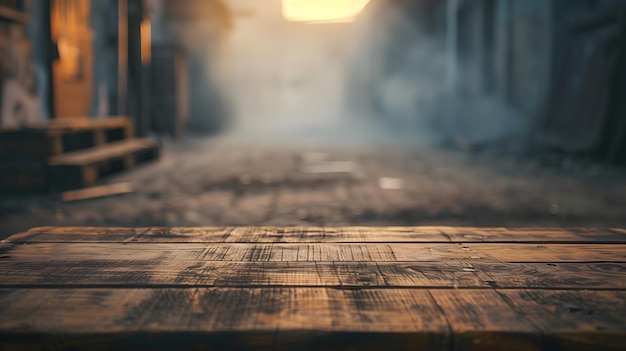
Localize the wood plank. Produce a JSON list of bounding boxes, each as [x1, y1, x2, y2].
[[13, 290, 621, 350], [2, 258, 625, 290], [472, 262, 626, 289], [0, 117, 134, 159], [1, 242, 625, 264], [5, 289, 624, 350], [0, 260, 484, 288], [2, 226, 624, 351], [7, 226, 626, 244], [0, 288, 450, 351], [442, 227, 626, 243], [430, 289, 541, 351], [465, 243, 626, 262], [228, 227, 449, 243], [4, 227, 152, 243], [48, 138, 159, 166], [48, 141, 159, 190], [500, 290, 626, 351], [5, 226, 450, 243], [0, 242, 470, 263], [61, 183, 134, 202]]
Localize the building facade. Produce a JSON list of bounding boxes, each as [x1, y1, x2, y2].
[[350, 0, 626, 162], [0, 0, 232, 138]]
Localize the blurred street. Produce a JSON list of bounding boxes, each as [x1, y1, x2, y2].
[[3, 0, 626, 237], [3, 135, 626, 238]]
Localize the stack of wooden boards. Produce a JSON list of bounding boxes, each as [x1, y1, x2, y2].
[[0, 117, 159, 192]]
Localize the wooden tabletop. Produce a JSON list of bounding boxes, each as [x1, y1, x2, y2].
[[1, 227, 625, 350]]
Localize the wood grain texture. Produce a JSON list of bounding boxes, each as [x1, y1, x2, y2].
[[442, 227, 626, 244], [0, 260, 484, 288], [2, 259, 625, 290], [0, 242, 470, 264], [0, 288, 450, 351], [1, 226, 625, 351], [464, 243, 626, 262], [471, 262, 626, 289], [430, 289, 541, 351], [1, 242, 624, 263], [2, 288, 623, 351], [499, 290, 626, 351], [7, 226, 626, 244]]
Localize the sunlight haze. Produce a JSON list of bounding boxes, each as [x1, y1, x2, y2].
[[282, 0, 370, 23]]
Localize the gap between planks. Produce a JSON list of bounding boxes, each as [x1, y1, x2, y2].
[[1, 285, 625, 292]]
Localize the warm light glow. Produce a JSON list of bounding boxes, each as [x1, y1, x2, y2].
[[283, 0, 370, 23], [141, 20, 151, 65]]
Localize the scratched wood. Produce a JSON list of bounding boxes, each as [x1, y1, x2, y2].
[[429, 289, 541, 351], [499, 290, 626, 351], [0, 226, 625, 351], [471, 262, 626, 289], [1, 242, 625, 263], [1, 259, 625, 290], [0, 260, 482, 288], [1, 288, 623, 351], [464, 243, 626, 262], [7, 226, 626, 243], [0, 288, 450, 351]]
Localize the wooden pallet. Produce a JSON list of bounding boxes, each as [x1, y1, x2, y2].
[[0, 117, 156, 192], [48, 138, 160, 190], [0, 116, 134, 157]]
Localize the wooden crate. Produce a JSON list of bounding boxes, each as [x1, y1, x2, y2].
[[0, 117, 134, 156], [0, 117, 154, 192], [48, 138, 160, 190]]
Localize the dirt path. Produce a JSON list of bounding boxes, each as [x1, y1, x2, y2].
[[2, 135, 626, 238]]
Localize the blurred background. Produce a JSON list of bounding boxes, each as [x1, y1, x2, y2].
[[1, 0, 626, 237]]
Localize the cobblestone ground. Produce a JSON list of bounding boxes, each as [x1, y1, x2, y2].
[[2, 135, 626, 238]]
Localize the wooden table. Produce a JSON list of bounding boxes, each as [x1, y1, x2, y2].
[[1, 227, 625, 350]]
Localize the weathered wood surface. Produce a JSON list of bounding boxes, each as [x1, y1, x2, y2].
[[0, 227, 625, 351], [7, 226, 626, 243], [1, 242, 626, 263], [2, 260, 625, 290]]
